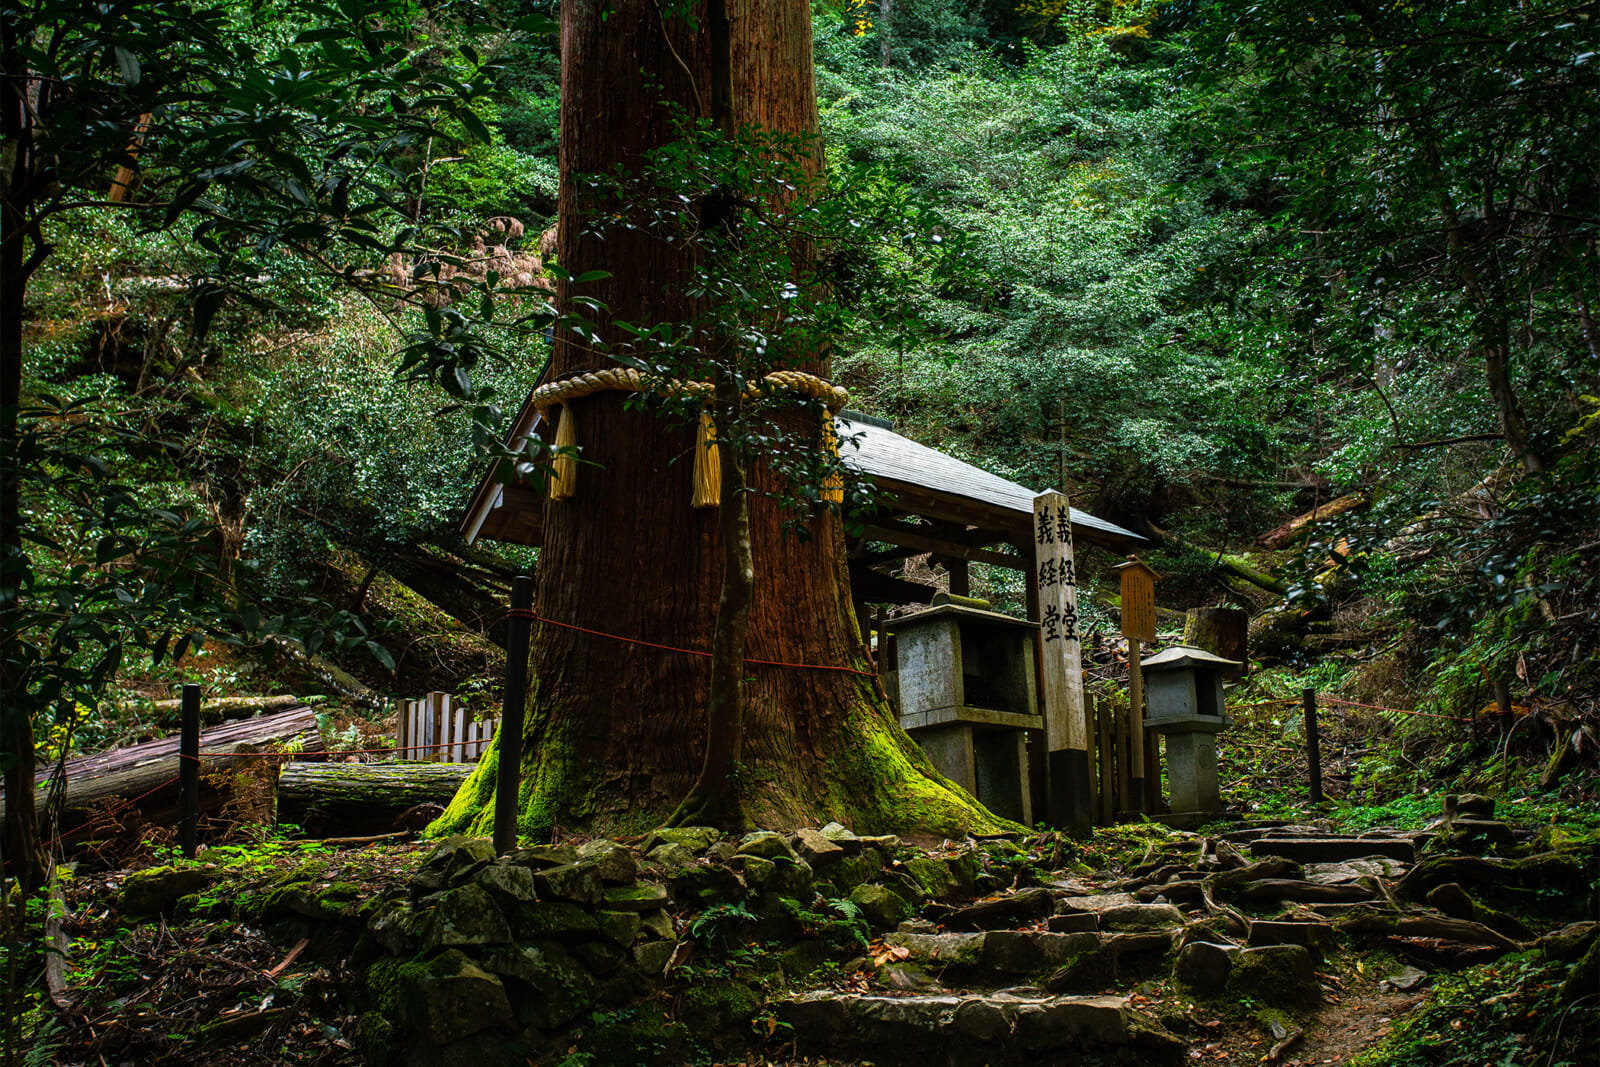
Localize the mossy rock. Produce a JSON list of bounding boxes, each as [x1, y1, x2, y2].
[[597, 909, 643, 947], [647, 826, 722, 853], [359, 957, 422, 1063], [419, 883, 512, 951], [574, 1001, 688, 1066], [634, 939, 676, 975], [510, 900, 600, 942], [122, 865, 221, 916], [677, 976, 765, 1035], [572, 938, 628, 976], [849, 883, 911, 928], [646, 842, 699, 875], [473, 862, 539, 906], [413, 836, 496, 894], [1228, 945, 1320, 1008], [482, 941, 598, 1030], [733, 854, 777, 890], [578, 839, 640, 884], [829, 849, 884, 891], [638, 909, 675, 940], [780, 939, 831, 979], [672, 860, 746, 906], [533, 862, 604, 905], [367, 898, 419, 955], [399, 949, 514, 1046], [1559, 936, 1599, 1006], [767, 857, 814, 899], [737, 831, 796, 861], [502, 843, 579, 870], [904, 856, 969, 901], [603, 883, 670, 911]]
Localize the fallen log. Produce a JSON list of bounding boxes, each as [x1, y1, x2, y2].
[[2, 705, 325, 834], [275, 761, 472, 837], [1258, 493, 1368, 549], [129, 693, 307, 725]]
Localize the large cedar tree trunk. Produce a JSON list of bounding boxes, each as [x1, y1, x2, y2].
[[434, 0, 999, 837]]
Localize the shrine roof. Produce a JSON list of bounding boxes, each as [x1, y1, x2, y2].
[[459, 401, 1145, 553]]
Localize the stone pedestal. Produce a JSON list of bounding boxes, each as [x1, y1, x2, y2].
[[1161, 719, 1225, 813], [1142, 645, 1239, 822], [891, 602, 1041, 825]]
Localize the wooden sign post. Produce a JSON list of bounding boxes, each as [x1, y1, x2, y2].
[[1033, 491, 1092, 833], [1114, 558, 1159, 814]]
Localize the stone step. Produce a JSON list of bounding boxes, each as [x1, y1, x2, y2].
[[1251, 835, 1416, 863], [887, 927, 1178, 982], [942, 887, 1055, 930], [1235, 878, 1378, 904], [778, 990, 1186, 1066]]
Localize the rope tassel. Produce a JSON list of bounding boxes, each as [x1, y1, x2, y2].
[[821, 415, 844, 504], [550, 402, 578, 501], [528, 368, 849, 509], [692, 410, 721, 508]]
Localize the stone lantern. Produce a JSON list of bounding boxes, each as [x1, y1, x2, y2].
[[1142, 645, 1240, 820], [889, 594, 1041, 824]]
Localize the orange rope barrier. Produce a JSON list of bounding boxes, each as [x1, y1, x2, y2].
[[1228, 698, 1301, 711], [1320, 696, 1472, 722], [45, 775, 182, 847], [506, 607, 878, 677]]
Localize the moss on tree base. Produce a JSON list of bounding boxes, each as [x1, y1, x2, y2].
[[430, 679, 1011, 840]]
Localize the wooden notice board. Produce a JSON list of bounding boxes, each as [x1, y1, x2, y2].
[[1115, 558, 1159, 645]]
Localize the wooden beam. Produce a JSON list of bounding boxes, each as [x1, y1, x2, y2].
[[874, 481, 1029, 539], [861, 523, 1027, 571]]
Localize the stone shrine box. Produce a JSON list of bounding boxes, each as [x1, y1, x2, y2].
[[1142, 645, 1241, 820], [890, 595, 1041, 824]]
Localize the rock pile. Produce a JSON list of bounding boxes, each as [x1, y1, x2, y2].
[[109, 797, 1596, 1066]]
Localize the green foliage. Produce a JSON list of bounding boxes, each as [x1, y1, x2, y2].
[[2, 395, 223, 756], [1350, 953, 1597, 1067], [819, 5, 1276, 535], [687, 901, 758, 952]]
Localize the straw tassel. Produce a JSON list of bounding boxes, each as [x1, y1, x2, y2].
[[550, 402, 578, 501], [820, 414, 844, 505], [692, 409, 721, 508]]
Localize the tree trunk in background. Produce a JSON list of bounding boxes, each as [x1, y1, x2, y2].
[[433, 0, 998, 838], [1182, 608, 1249, 677], [2, 24, 43, 887]]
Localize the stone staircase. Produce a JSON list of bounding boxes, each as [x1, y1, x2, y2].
[[774, 812, 1586, 1066]]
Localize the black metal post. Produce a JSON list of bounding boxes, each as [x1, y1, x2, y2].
[[1303, 687, 1324, 804], [179, 684, 200, 859], [495, 575, 533, 853]]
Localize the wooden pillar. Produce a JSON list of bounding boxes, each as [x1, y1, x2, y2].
[[496, 574, 533, 852], [178, 684, 200, 859], [1144, 729, 1161, 811], [1115, 698, 1132, 818], [1024, 538, 1047, 824], [946, 557, 970, 597], [1034, 490, 1091, 833], [1128, 641, 1146, 810], [1303, 687, 1324, 804], [1115, 558, 1158, 814], [1095, 697, 1114, 824]]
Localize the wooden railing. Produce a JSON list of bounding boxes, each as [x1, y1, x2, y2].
[[396, 692, 497, 763]]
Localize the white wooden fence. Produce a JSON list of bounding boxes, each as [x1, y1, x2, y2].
[[396, 692, 497, 763]]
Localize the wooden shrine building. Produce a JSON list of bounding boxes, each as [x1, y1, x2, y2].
[[459, 402, 1147, 825]]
